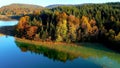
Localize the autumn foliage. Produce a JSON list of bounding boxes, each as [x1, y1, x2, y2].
[[15, 2, 120, 45], [0, 4, 43, 16]]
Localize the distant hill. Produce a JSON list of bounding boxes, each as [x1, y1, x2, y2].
[[46, 4, 77, 8], [46, 4, 67, 8], [0, 3, 44, 16], [46, 2, 120, 9]]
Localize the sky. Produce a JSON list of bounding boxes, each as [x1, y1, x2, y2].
[[0, 0, 119, 7]]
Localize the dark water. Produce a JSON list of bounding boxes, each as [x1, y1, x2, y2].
[[0, 21, 120, 68]]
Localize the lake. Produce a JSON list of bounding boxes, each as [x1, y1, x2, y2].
[[0, 21, 18, 27], [0, 21, 120, 68]]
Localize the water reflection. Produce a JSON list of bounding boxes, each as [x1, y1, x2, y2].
[[0, 21, 18, 27], [0, 36, 102, 68], [15, 40, 120, 68], [1, 20, 120, 68], [16, 41, 79, 62]]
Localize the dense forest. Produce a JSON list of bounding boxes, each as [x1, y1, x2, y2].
[[15, 2, 120, 49]]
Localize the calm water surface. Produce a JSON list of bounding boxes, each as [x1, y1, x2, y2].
[[0, 21, 120, 68], [0, 21, 18, 27]]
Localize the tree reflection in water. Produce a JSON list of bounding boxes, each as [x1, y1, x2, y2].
[[15, 38, 120, 67], [15, 41, 79, 62]]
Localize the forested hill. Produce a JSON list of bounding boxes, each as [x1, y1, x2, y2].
[[51, 2, 120, 18], [0, 4, 44, 16], [13, 2, 120, 50], [46, 4, 74, 8]]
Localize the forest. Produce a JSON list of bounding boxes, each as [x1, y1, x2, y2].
[[0, 4, 43, 16], [15, 2, 120, 49]]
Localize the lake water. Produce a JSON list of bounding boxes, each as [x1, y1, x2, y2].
[[0, 21, 120, 68], [0, 21, 18, 27]]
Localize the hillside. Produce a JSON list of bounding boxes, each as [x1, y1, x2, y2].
[[14, 2, 120, 51], [0, 3, 44, 16], [46, 4, 73, 8]]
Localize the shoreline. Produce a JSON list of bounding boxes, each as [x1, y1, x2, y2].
[[15, 36, 120, 54], [15, 37, 78, 47], [15, 37, 83, 57], [15, 37, 120, 63], [0, 25, 120, 53], [0, 19, 18, 21], [0, 15, 20, 21], [1, 32, 120, 62], [0, 33, 4, 36], [0, 26, 15, 36]]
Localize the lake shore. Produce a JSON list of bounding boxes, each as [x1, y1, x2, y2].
[[0, 33, 4, 36], [15, 37, 120, 63], [1, 28, 120, 63], [0, 24, 120, 53], [0, 15, 20, 21], [0, 26, 15, 36], [0, 25, 120, 53], [15, 37, 78, 48], [0, 15, 13, 21]]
